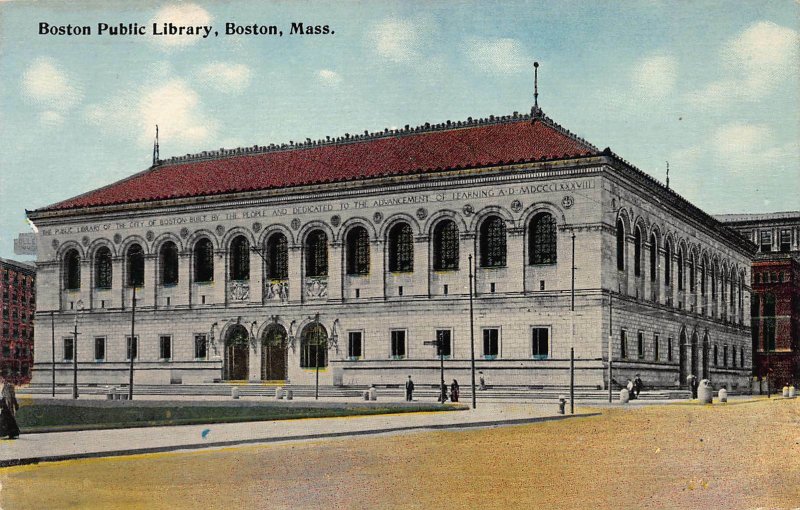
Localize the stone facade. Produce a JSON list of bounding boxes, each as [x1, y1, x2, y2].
[[0, 257, 35, 384], [28, 114, 755, 391]]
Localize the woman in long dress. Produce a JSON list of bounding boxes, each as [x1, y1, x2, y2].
[[450, 380, 460, 402], [0, 377, 20, 439]]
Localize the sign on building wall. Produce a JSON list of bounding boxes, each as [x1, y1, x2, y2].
[[13, 233, 37, 256]]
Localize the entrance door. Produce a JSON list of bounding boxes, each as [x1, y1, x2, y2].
[[691, 332, 699, 378], [224, 325, 250, 380], [679, 330, 688, 384], [261, 325, 288, 381]]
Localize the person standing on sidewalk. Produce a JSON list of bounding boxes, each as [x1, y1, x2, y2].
[[405, 375, 415, 401], [450, 380, 460, 402], [0, 377, 20, 439]]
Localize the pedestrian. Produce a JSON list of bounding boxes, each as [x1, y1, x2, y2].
[[626, 378, 635, 400], [450, 379, 460, 402], [405, 375, 415, 401], [0, 377, 20, 440], [633, 374, 643, 398], [687, 374, 698, 399], [479, 372, 486, 391]]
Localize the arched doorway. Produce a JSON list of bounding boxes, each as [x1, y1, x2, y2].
[[300, 322, 328, 369], [224, 324, 250, 380], [690, 332, 699, 378], [261, 324, 288, 381], [679, 329, 688, 384]]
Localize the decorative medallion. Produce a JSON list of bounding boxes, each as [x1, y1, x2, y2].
[[290, 218, 301, 231], [215, 225, 225, 236], [416, 207, 428, 220], [145, 230, 155, 242], [113, 233, 122, 244], [561, 195, 575, 209], [462, 204, 474, 216], [252, 222, 262, 233], [510, 200, 522, 213], [81, 236, 90, 247], [179, 227, 190, 239], [51, 239, 60, 249], [330, 215, 341, 227], [373, 212, 383, 224]]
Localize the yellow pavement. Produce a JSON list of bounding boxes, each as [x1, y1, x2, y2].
[[1, 397, 797, 509]]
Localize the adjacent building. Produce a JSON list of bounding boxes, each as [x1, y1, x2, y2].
[[0, 257, 35, 384], [717, 211, 800, 388], [27, 107, 754, 391]]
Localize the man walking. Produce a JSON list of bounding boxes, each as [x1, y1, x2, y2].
[[405, 375, 415, 401]]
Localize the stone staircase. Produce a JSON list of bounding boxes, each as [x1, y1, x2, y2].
[[20, 383, 690, 401]]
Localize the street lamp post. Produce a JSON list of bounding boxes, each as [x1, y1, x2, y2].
[[51, 310, 55, 397], [128, 283, 136, 400], [72, 300, 83, 399], [423, 333, 447, 404], [468, 254, 477, 409]]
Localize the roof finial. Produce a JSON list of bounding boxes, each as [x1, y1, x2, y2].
[[533, 61, 540, 109], [666, 160, 670, 189], [152, 125, 160, 166]]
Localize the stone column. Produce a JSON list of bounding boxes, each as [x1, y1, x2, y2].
[[249, 339, 261, 382], [506, 227, 525, 294], [327, 241, 343, 302], [141, 254, 155, 308], [177, 252, 191, 307], [370, 239, 385, 298], [111, 256, 124, 309], [212, 249, 226, 305], [288, 245, 302, 304], [460, 233, 476, 295], [80, 259, 92, 309], [412, 235, 429, 296], [249, 249, 264, 304]]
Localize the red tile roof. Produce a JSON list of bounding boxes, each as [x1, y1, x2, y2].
[[41, 111, 598, 211]]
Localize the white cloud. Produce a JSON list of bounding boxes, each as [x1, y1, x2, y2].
[[21, 58, 82, 125], [197, 62, 252, 93], [687, 21, 798, 105], [712, 122, 799, 175], [631, 54, 678, 99], [317, 69, 342, 86], [466, 38, 530, 74], [149, 4, 212, 48], [368, 18, 421, 63], [85, 79, 216, 148]]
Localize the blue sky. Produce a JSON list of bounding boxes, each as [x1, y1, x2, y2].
[[1, 0, 798, 260]]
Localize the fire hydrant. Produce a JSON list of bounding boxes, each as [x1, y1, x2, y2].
[[558, 395, 567, 414]]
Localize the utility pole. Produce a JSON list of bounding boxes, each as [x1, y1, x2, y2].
[[608, 292, 613, 403], [72, 311, 79, 399], [468, 254, 477, 410], [570, 232, 576, 414], [51, 311, 55, 397], [128, 284, 136, 400]]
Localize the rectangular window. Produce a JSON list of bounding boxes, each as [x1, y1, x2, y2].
[[94, 337, 105, 361], [435, 329, 452, 358], [667, 337, 673, 361], [760, 231, 772, 252], [126, 335, 138, 361], [723, 345, 728, 367], [532, 327, 549, 360], [348, 331, 363, 359], [740, 349, 744, 368], [194, 334, 207, 359], [780, 229, 791, 252], [390, 330, 406, 359], [637, 331, 644, 359], [621, 330, 627, 359], [64, 337, 74, 361], [159, 335, 172, 360], [482, 328, 499, 359], [653, 334, 659, 361]]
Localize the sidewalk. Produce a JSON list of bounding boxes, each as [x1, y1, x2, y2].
[[0, 400, 597, 467]]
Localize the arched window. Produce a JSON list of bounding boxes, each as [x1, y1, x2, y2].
[[664, 241, 672, 286], [265, 233, 288, 280], [346, 226, 370, 275], [433, 220, 459, 271], [194, 238, 214, 282], [616, 219, 625, 271], [689, 254, 696, 292], [64, 249, 81, 290], [730, 272, 736, 307], [305, 230, 328, 278], [300, 322, 328, 368], [126, 244, 144, 287], [479, 216, 506, 268], [94, 247, 112, 289], [230, 236, 250, 281], [677, 248, 684, 291], [388, 222, 414, 272], [700, 256, 707, 296], [649, 233, 657, 282], [711, 262, 717, 299], [529, 212, 557, 265], [634, 226, 643, 277], [160, 241, 179, 285]]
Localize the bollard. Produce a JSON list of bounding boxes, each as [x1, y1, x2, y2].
[[619, 388, 630, 404], [286, 389, 293, 400], [790, 386, 796, 398], [558, 395, 567, 414], [782, 386, 790, 398], [698, 379, 713, 404], [275, 386, 284, 400], [231, 387, 240, 400], [718, 388, 727, 403]]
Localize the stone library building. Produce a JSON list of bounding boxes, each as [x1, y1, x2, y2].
[[27, 106, 754, 392]]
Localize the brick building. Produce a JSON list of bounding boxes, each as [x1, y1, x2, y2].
[[27, 107, 753, 391], [717, 212, 800, 387], [0, 257, 36, 384]]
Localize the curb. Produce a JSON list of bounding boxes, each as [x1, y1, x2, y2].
[[0, 412, 600, 468]]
